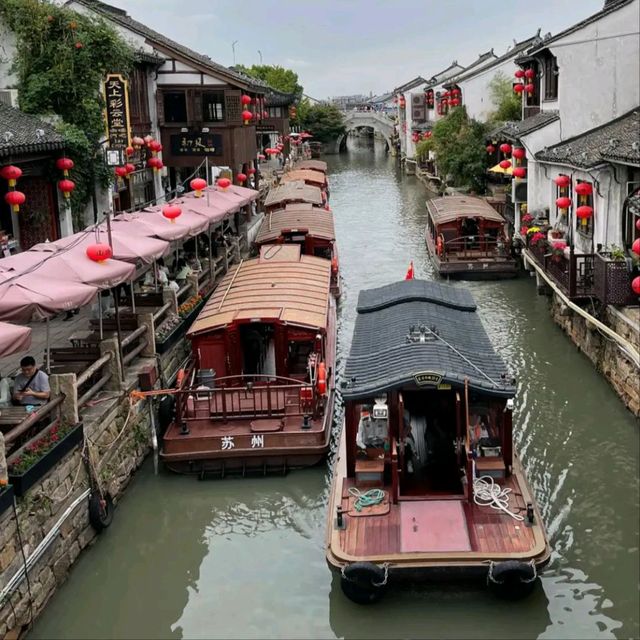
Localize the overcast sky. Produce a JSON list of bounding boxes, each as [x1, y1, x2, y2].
[[104, 0, 604, 99]]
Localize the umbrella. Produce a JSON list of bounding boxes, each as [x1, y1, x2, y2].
[[111, 212, 191, 242], [0, 321, 32, 358], [488, 162, 513, 176], [142, 205, 211, 237], [300, 132, 313, 139]]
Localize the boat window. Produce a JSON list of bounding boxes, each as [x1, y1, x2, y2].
[[287, 340, 313, 376], [314, 246, 331, 259], [240, 324, 275, 377]]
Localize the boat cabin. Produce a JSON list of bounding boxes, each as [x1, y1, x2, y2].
[[281, 169, 327, 189], [264, 181, 325, 213], [425, 196, 516, 278], [254, 204, 340, 295], [295, 160, 328, 173]]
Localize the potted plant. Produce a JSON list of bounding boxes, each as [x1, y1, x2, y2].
[[595, 244, 634, 305], [7, 421, 84, 497], [550, 240, 567, 263]]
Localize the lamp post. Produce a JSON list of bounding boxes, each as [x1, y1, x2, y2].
[[232, 40, 238, 65]]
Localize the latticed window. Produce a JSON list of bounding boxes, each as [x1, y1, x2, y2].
[[203, 92, 224, 122], [224, 93, 242, 125], [575, 179, 594, 238]]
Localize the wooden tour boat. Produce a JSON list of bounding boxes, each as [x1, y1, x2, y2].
[[160, 244, 337, 477], [254, 203, 341, 297], [264, 181, 325, 213], [425, 196, 517, 279], [295, 160, 328, 173], [281, 169, 327, 189], [326, 279, 550, 603]]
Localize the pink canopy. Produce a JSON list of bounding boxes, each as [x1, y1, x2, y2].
[[0, 272, 97, 323], [183, 185, 259, 209], [142, 205, 210, 237], [110, 212, 191, 242], [0, 251, 49, 275], [177, 196, 231, 224], [0, 321, 32, 358]]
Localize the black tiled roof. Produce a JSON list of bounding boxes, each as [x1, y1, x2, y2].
[[342, 280, 515, 400], [424, 61, 465, 88], [74, 0, 263, 92], [442, 50, 499, 87], [393, 76, 428, 94], [493, 110, 559, 140], [536, 108, 640, 168], [0, 103, 65, 158]]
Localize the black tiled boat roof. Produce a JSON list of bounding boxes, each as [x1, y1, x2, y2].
[[493, 110, 559, 141], [536, 108, 640, 168], [342, 280, 515, 400], [0, 103, 65, 158]]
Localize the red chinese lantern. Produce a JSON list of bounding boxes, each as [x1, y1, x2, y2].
[[236, 172, 247, 184], [86, 243, 113, 263], [513, 83, 524, 94], [636, 218, 640, 231], [554, 175, 571, 188], [162, 204, 182, 223], [1, 165, 22, 187], [115, 166, 129, 179], [147, 157, 163, 173], [149, 140, 162, 154], [125, 163, 136, 176], [574, 182, 593, 196], [263, 110, 269, 119], [524, 68, 535, 79], [132, 136, 144, 149], [144, 135, 154, 146], [248, 168, 256, 176], [4, 190, 25, 213], [266, 148, 277, 155], [190, 177, 207, 197], [451, 98, 460, 106], [499, 159, 512, 170], [512, 167, 526, 179], [412, 133, 419, 143], [632, 276, 640, 295], [58, 179, 75, 199], [499, 143, 512, 155], [514, 69, 525, 79], [512, 148, 526, 161], [525, 83, 535, 94], [451, 88, 461, 96], [576, 205, 593, 226], [242, 110, 253, 125], [217, 177, 231, 190], [241, 95, 252, 105], [556, 196, 572, 210], [55, 158, 74, 176], [125, 146, 135, 157], [486, 144, 496, 154], [632, 238, 640, 255]]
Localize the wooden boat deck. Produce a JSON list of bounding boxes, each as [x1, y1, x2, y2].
[[338, 474, 535, 557]]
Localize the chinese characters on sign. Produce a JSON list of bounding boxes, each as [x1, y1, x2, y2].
[[221, 436, 235, 450], [170, 133, 223, 156], [219, 435, 265, 450], [103, 74, 130, 150], [250, 435, 264, 449]]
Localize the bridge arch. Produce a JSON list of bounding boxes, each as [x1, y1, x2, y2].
[[337, 111, 395, 153]]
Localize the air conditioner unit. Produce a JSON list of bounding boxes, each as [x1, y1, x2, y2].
[[0, 89, 19, 108], [512, 180, 528, 202], [411, 94, 425, 106]]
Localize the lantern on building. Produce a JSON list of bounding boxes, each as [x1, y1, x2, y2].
[[58, 179, 75, 199], [242, 110, 254, 125], [451, 98, 460, 106], [1, 165, 22, 187], [132, 136, 145, 149], [556, 196, 572, 212], [147, 157, 163, 173], [576, 205, 593, 226], [632, 238, 640, 256], [398, 95, 406, 108], [55, 158, 74, 176], [115, 166, 129, 179], [248, 168, 256, 176], [512, 148, 526, 161], [149, 140, 162, 154], [499, 143, 512, 155], [499, 159, 512, 170], [263, 110, 269, 119], [162, 204, 182, 224], [236, 172, 247, 184], [636, 218, 640, 231], [217, 177, 231, 191], [144, 135, 154, 146], [524, 68, 535, 79], [125, 146, 135, 157], [86, 243, 113, 263], [513, 83, 524, 94], [241, 95, 252, 106], [514, 69, 525, 79], [574, 182, 593, 197], [554, 175, 571, 188], [525, 83, 535, 95], [632, 276, 640, 295], [125, 163, 136, 176], [190, 177, 207, 197], [4, 190, 25, 213], [486, 144, 496, 154], [512, 167, 526, 179]]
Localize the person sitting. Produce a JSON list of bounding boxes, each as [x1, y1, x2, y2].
[[174, 259, 192, 285], [12, 356, 50, 407]]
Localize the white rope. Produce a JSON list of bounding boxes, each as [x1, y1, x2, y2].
[[473, 475, 524, 521]]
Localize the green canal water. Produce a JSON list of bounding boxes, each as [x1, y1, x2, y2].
[[30, 139, 639, 640]]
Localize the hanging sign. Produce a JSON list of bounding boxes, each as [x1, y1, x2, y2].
[[170, 132, 223, 156], [103, 73, 131, 150]]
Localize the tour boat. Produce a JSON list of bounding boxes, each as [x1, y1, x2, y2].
[[325, 279, 550, 603], [254, 203, 341, 297], [295, 160, 328, 173], [425, 196, 517, 279], [160, 244, 337, 477], [264, 181, 325, 212], [281, 169, 327, 189]]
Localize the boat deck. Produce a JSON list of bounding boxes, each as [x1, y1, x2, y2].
[[338, 474, 535, 557]]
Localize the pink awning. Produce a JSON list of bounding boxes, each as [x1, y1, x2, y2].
[[177, 196, 231, 224], [0, 321, 32, 358], [0, 251, 48, 275], [109, 212, 191, 242], [182, 185, 259, 209], [141, 206, 210, 237], [0, 272, 97, 323]]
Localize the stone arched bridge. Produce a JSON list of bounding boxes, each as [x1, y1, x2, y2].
[[324, 111, 396, 153]]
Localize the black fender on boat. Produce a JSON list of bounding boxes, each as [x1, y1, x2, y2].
[[487, 560, 538, 599], [88, 492, 114, 532], [157, 395, 176, 437], [340, 562, 388, 604]]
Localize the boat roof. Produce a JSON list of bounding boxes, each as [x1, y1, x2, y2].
[[280, 169, 327, 186], [188, 246, 331, 335], [342, 279, 515, 400], [426, 196, 505, 225], [294, 160, 328, 173], [264, 181, 324, 208], [255, 204, 336, 244]]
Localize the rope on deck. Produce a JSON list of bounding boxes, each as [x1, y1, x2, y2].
[[348, 487, 386, 512]]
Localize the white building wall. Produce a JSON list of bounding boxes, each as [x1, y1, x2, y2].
[[0, 20, 18, 89]]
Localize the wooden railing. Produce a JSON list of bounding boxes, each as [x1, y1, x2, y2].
[[442, 236, 508, 260], [121, 325, 148, 367], [77, 352, 112, 408], [528, 244, 595, 299], [4, 395, 65, 450]]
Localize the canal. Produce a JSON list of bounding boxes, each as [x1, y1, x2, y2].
[[30, 138, 639, 640]]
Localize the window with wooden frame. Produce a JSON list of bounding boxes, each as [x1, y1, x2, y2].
[[267, 106, 282, 118], [542, 53, 559, 100], [575, 179, 594, 237], [202, 91, 225, 122], [163, 91, 187, 123], [128, 67, 150, 128]]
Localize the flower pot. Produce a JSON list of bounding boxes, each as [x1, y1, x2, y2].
[[156, 298, 206, 354], [0, 484, 14, 518], [8, 423, 84, 497]]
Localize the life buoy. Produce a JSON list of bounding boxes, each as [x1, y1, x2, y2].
[[340, 562, 388, 604], [436, 235, 444, 256], [88, 492, 114, 532], [487, 560, 538, 599], [331, 256, 339, 275], [176, 368, 186, 388], [316, 362, 327, 395]]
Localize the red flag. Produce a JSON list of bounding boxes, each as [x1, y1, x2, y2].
[[405, 261, 414, 280]]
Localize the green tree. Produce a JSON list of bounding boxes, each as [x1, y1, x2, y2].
[[488, 72, 522, 123], [428, 107, 488, 193], [235, 64, 303, 97], [298, 103, 345, 144]]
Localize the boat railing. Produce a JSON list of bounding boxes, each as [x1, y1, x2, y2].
[[442, 235, 508, 260], [176, 374, 318, 423]]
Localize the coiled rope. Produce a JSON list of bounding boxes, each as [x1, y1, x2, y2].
[[348, 487, 386, 512], [473, 475, 524, 521]]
